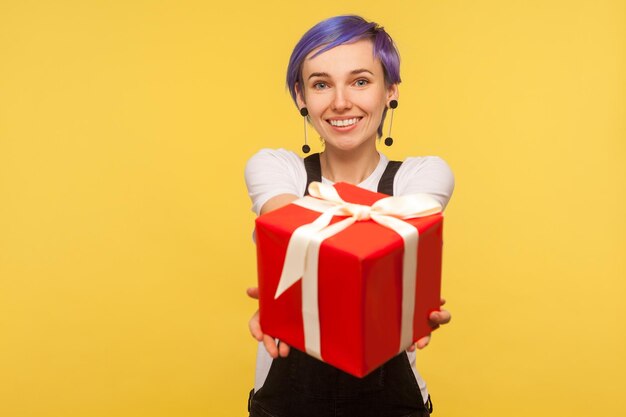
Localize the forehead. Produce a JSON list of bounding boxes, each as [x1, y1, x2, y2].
[[302, 39, 383, 78]]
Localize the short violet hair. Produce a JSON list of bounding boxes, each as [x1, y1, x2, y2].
[[286, 15, 401, 137]]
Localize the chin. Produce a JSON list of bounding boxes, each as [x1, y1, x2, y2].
[[327, 141, 369, 152]]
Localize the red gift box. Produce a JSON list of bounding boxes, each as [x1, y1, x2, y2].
[[255, 182, 444, 377]]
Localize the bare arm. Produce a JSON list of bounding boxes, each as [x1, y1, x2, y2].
[[259, 193, 299, 215], [249, 193, 300, 358]]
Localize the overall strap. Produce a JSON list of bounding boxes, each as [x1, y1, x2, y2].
[[303, 153, 403, 196], [303, 153, 322, 196], [377, 160, 402, 196]]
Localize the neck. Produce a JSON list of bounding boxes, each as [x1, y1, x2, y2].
[[320, 142, 380, 184]]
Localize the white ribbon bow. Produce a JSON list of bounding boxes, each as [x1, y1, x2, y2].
[[274, 182, 442, 359]]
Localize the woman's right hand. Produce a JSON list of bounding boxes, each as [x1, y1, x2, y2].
[[247, 287, 291, 358], [246, 194, 299, 359]]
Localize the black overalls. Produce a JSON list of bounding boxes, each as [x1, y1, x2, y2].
[[249, 153, 433, 417]]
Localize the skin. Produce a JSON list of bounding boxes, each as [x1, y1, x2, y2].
[[296, 39, 398, 185], [248, 39, 452, 358]]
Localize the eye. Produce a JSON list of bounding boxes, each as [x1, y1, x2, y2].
[[354, 79, 369, 87], [313, 82, 328, 90]]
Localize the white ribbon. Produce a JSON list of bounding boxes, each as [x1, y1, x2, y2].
[[274, 182, 442, 360]]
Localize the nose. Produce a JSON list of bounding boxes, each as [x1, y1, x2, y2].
[[331, 87, 352, 112]]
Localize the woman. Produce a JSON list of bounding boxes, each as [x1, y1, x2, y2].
[[245, 15, 454, 417]]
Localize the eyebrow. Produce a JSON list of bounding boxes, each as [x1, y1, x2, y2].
[[307, 68, 375, 80]]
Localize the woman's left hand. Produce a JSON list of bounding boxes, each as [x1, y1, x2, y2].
[[407, 298, 451, 351]]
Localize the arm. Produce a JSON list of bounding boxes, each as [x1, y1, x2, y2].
[[259, 194, 299, 215], [396, 156, 455, 350], [244, 149, 306, 357], [248, 193, 299, 358]]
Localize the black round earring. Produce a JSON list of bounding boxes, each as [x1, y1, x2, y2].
[[384, 100, 398, 146], [300, 107, 310, 153]]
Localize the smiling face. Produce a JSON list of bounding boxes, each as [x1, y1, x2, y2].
[[296, 39, 398, 153]]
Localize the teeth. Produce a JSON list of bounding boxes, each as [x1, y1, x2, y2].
[[329, 118, 359, 127]]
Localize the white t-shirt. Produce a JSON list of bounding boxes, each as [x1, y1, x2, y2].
[[244, 148, 455, 403]]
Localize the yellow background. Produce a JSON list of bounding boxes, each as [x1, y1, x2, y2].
[[1, 1, 624, 416]]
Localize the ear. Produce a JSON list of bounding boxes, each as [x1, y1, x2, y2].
[[295, 82, 306, 109], [386, 83, 399, 104]]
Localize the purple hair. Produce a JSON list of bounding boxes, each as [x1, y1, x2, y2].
[[286, 15, 401, 137]]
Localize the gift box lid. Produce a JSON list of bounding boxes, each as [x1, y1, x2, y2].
[[256, 182, 442, 260]]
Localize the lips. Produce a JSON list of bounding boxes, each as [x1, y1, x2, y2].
[[326, 117, 363, 128]]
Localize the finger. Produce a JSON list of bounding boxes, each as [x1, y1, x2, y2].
[[278, 341, 291, 357], [440, 297, 446, 306], [406, 343, 416, 352], [246, 287, 259, 300], [248, 310, 263, 341], [263, 335, 279, 358], [429, 309, 452, 325], [415, 335, 431, 349]]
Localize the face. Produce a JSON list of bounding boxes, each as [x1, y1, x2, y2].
[[296, 39, 398, 152]]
